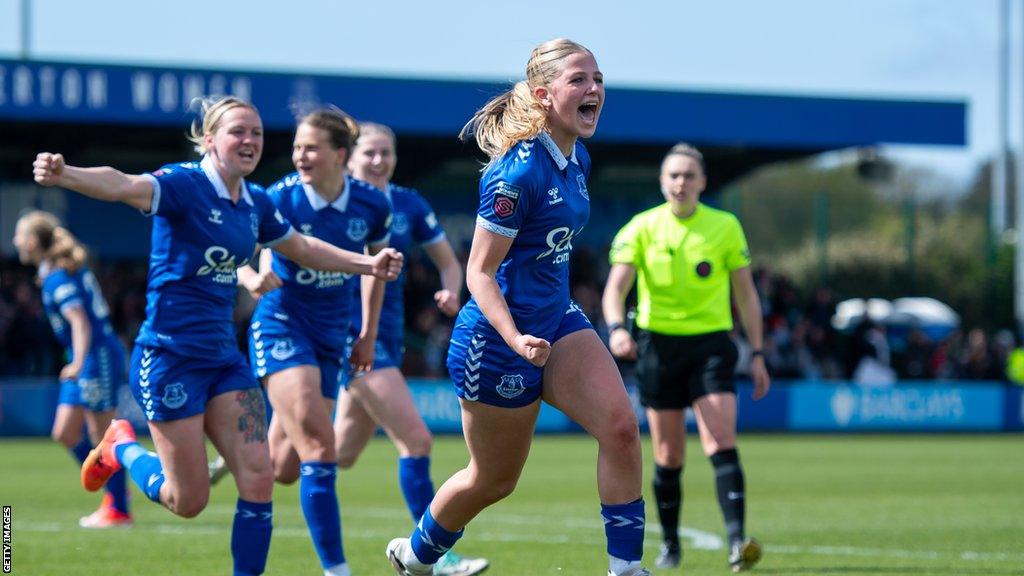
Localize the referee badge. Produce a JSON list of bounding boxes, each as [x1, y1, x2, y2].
[[696, 261, 712, 278]]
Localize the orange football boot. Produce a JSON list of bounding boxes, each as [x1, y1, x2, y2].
[[81, 419, 136, 492]]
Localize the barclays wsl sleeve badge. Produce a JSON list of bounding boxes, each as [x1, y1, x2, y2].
[[493, 182, 521, 219]]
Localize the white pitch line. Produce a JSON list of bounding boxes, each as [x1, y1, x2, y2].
[[14, 512, 1023, 564]]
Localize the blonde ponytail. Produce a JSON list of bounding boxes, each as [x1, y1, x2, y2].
[[49, 226, 88, 273], [460, 38, 592, 162], [16, 210, 88, 273]]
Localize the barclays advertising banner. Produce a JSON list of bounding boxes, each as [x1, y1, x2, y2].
[[789, 383, 1006, 431], [409, 379, 577, 434], [2, 378, 1019, 436]]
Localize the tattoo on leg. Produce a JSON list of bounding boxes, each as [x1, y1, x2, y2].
[[236, 389, 268, 444]]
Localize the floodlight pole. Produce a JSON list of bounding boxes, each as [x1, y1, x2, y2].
[[994, 0, 1009, 237], [20, 0, 31, 59], [1017, 0, 1024, 336]]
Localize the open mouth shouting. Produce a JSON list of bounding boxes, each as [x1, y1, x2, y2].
[[578, 101, 600, 127], [238, 148, 258, 164]]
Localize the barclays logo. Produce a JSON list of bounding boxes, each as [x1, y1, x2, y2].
[[830, 387, 857, 427]]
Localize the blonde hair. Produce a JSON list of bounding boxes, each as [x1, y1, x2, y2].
[[663, 143, 706, 173], [187, 96, 260, 155], [460, 38, 593, 160], [300, 106, 361, 154], [18, 210, 88, 273], [357, 122, 396, 148]]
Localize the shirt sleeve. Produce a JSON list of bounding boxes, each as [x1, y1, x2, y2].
[[140, 165, 189, 218], [609, 216, 644, 266], [475, 164, 533, 238], [411, 194, 445, 246], [254, 188, 294, 247], [368, 196, 393, 247], [46, 271, 84, 314], [723, 216, 752, 271]]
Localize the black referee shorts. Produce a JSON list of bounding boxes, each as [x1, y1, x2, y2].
[[635, 330, 738, 409]]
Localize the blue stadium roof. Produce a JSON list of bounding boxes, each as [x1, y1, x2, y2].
[[0, 59, 965, 149]]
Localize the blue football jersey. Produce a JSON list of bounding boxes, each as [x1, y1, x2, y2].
[[136, 155, 293, 360], [256, 173, 392, 347], [40, 265, 119, 353], [458, 131, 591, 340], [350, 183, 445, 337]]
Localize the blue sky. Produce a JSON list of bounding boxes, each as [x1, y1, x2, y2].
[[0, 0, 1006, 185]]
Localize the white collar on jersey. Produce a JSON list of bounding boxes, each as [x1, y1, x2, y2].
[[303, 176, 350, 212], [201, 155, 254, 206], [536, 131, 578, 171]]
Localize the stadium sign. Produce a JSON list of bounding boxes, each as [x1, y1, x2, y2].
[[0, 59, 965, 146], [0, 61, 253, 125], [790, 383, 1005, 431]]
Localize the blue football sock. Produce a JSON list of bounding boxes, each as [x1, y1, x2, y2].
[[601, 498, 646, 562], [232, 499, 273, 576], [398, 456, 435, 523], [106, 469, 130, 513], [115, 442, 164, 503], [299, 461, 344, 568], [70, 438, 93, 464], [410, 508, 463, 565]]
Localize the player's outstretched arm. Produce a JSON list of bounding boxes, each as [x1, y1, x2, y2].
[[33, 152, 154, 213], [272, 232, 403, 280]]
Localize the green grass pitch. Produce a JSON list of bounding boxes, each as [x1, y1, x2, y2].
[[1, 434, 1022, 575]]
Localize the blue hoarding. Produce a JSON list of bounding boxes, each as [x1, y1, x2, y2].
[[2, 378, 1018, 437], [0, 59, 965, 147], [789, 382, 1006, 431]]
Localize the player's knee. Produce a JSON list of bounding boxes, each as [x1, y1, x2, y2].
[[275, 469, 299, 485], [602, 409, 641, 452], [270, 461, 297, 485], [175, 497, 208, 519], [168, 488, 209, 518], [487, 477, 519, 503], [336, 449, 359, 470], [51, 428, 78, 448], [703, 438, 735, 457], [237, 464, 276, 499], [470, 473, 519, 505], [403, 429, 433, 457], [656, 451, 685, 469]]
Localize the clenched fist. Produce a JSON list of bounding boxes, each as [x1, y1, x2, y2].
[[33, 152, 66, 187]]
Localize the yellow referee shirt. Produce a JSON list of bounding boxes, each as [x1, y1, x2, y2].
[[609, 203, 751, 335]]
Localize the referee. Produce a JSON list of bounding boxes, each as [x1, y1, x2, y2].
[[602, 143, 770, 573]]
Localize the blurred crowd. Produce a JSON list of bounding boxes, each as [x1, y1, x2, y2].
[[1, 251, 1018, 384]]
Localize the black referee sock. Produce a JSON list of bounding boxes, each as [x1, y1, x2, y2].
[[710, 448, 746, 546], [653, 464, 683, 549]]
